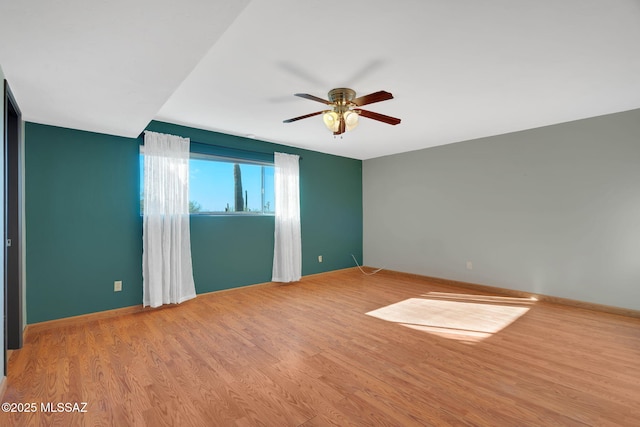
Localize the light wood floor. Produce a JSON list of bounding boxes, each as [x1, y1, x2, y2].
[[2, 269, 639, 426]]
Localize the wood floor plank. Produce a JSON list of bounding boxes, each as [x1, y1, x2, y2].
[[2, 269, 640, 426]]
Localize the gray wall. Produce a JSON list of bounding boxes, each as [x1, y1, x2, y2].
[[363, 108, 640, 311]]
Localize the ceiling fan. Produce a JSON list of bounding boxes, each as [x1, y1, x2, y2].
[[283, 88, 401, 136]]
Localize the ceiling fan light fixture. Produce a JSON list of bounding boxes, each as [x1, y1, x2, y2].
[[323, 111, 340, 132], [284, 88, 400, 135], [344, 110, 359, 131]]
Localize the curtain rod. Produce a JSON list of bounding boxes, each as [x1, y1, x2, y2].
[[141, 132, 303, 160], [190, 140, 303, 160]]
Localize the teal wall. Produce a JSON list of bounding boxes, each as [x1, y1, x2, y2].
[[26, 124, 143, 322], [26, 121, 363, 323]]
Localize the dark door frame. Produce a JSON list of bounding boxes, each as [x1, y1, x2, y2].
[[4, 80, 23, 376]]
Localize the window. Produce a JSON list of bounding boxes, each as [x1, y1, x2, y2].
[[190, 154, 274, 214], [139, 152, 275, 215]]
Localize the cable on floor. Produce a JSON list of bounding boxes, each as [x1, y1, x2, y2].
[[351, 254, 384, 276]]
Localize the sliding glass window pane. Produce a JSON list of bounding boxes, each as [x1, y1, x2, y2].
[[189, 156, 274, 215], [190, 159, 234, 213]]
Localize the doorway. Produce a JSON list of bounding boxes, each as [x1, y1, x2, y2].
[[4, 80, 23, 369]]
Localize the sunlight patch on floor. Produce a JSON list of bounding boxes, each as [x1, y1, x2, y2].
[[366, 292, 533, 343]]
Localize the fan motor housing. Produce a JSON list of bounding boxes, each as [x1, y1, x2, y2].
[[328, 88, 356, 105]]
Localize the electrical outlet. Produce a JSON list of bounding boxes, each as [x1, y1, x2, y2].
[[466, 261, 473, 270], [318, 255, 323, 263], [114, 280, 122, 292]]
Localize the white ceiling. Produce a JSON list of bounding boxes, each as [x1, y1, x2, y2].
[[1, 0, 639, 160]]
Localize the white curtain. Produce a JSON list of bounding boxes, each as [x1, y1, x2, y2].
[[272, 152, 302, 282], [142, 131, 196, 307]]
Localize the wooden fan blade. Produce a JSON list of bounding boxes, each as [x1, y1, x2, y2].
[[283, 111, 323, 123], [294, 93, 331, 105], [354, 109, 401, 125], [352, 90, 394, 107]]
